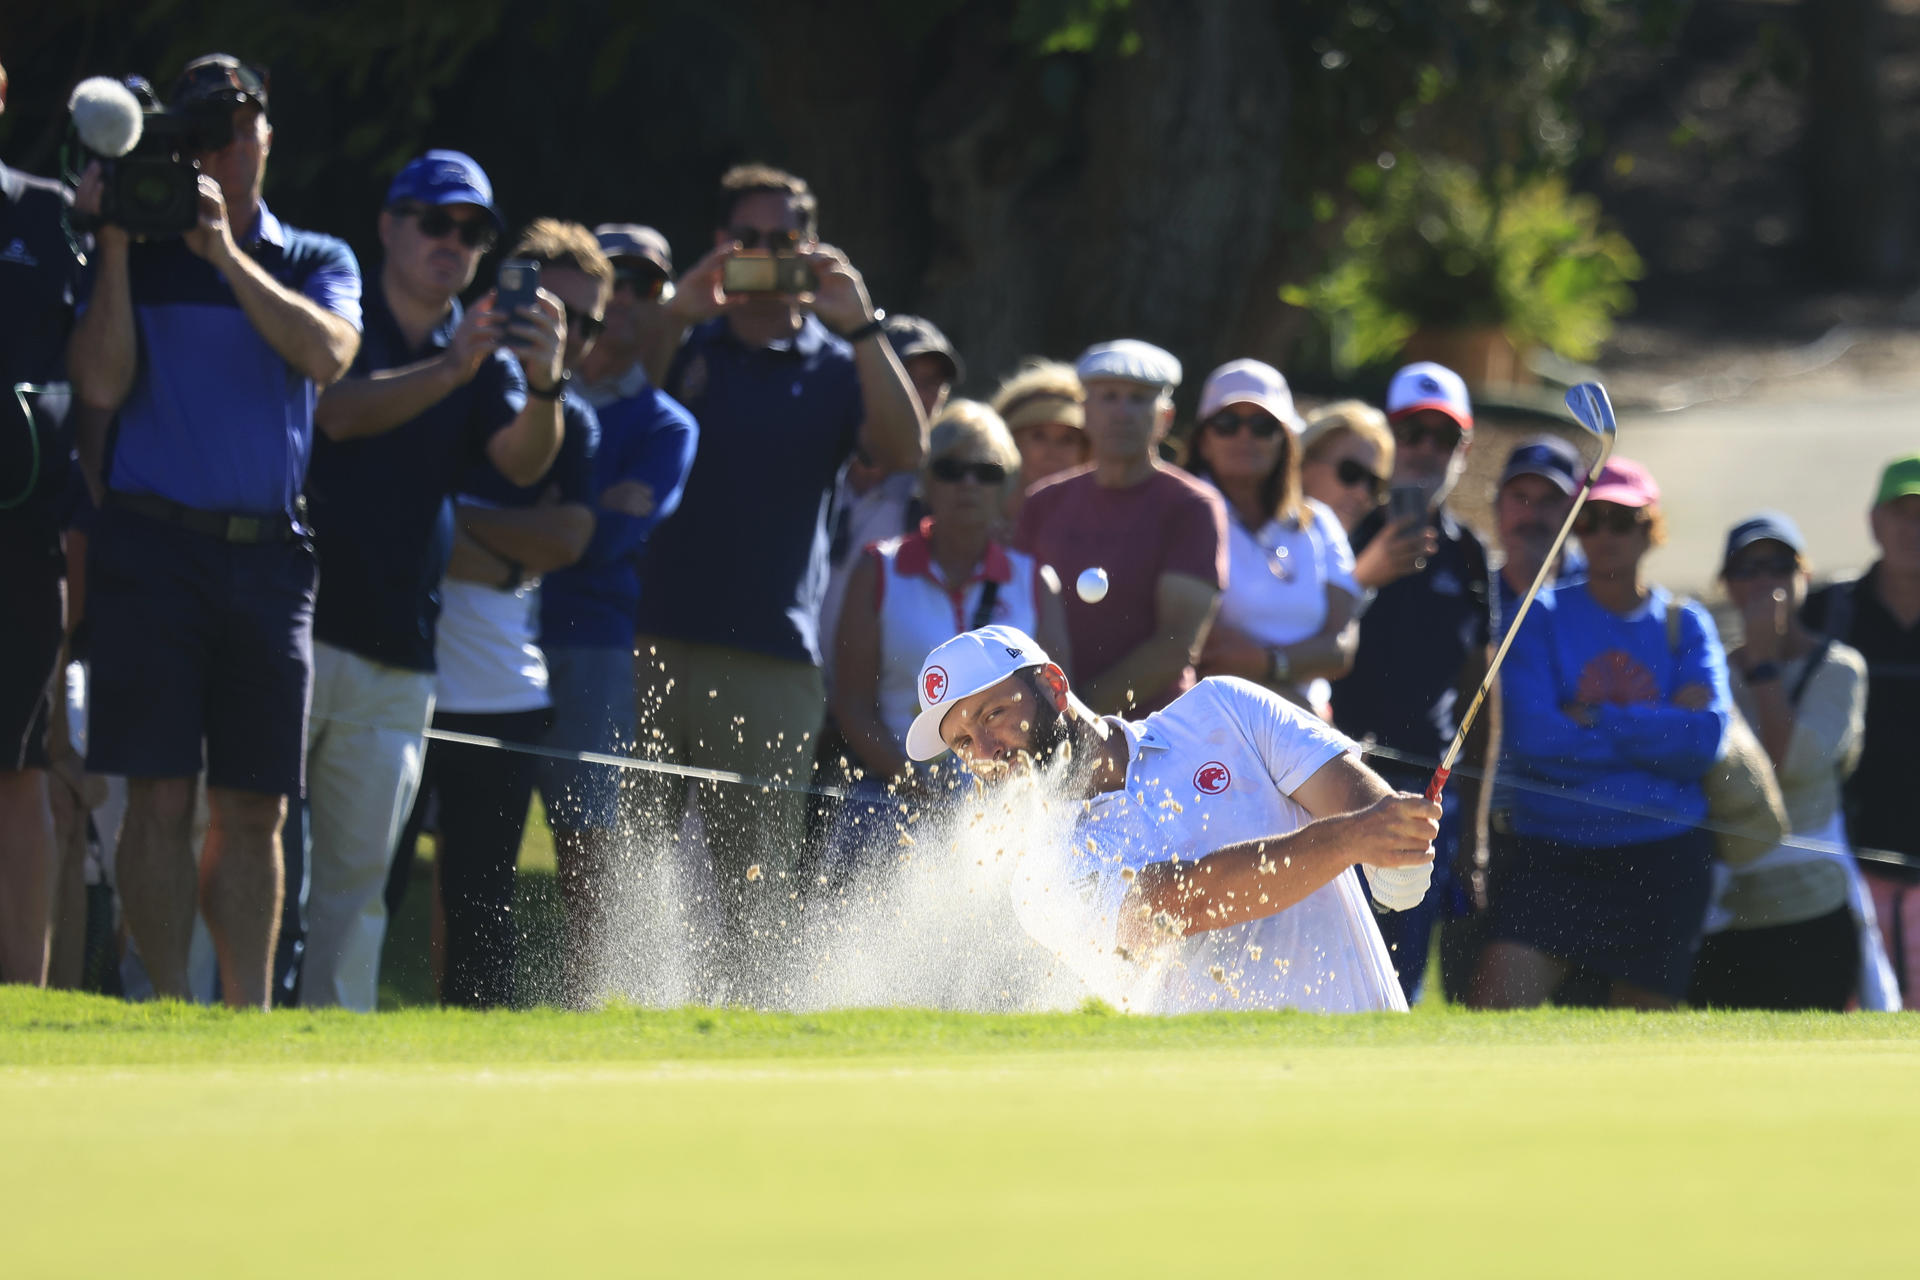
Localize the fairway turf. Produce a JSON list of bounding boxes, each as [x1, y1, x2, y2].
[[5, 992, 1915, 1278]]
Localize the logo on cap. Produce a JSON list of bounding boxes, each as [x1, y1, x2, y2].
[[1005, 647, 1022, 659], [1193, 762, 1232, 795], [923, 666, 949, 704], [1419, 375, 1442, 395]]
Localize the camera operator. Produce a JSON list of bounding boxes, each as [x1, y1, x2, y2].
[[1, 60, 87, 986], [65, 54, 363, 1009]]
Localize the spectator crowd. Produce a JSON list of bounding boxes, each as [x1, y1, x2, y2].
[[3, 55, 1918, 1013]]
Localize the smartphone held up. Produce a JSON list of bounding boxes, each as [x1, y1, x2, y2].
[[722, 252, 817, 296]]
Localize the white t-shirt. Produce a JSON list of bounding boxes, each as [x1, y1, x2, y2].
[[434, 578, 550, 714], [1008, 676, 1405, 1013], [1213, 493, 1358, 647]]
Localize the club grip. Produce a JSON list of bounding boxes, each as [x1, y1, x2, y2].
[[1424, 767, 1450, 803]]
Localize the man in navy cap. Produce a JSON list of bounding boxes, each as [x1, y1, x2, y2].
[[1494, 434, 1587, 637], [68, 53, 363, 1008], [294, 149, 567, 1010]]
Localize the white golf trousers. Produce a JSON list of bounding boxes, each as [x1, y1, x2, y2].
[[301, 642, 435, 1011]]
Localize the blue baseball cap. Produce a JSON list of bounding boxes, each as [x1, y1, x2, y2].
[[1500, 435, 1582, 496], [384, 150, 503, 230], [1723, 511, 1807, 568]]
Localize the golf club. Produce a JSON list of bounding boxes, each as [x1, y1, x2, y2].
[[1424, 380, 1618, 802]]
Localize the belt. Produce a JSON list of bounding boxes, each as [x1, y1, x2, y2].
[[106, 491, 305, 545]]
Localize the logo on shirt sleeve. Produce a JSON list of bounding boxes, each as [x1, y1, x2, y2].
[[923, 665, 950, 704], [1193, 762, 1232, 795]]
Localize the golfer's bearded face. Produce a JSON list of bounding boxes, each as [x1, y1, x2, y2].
[[938, 673, 1069, 782]]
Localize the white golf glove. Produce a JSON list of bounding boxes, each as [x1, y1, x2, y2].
[[1363, 858, 1433, 913]]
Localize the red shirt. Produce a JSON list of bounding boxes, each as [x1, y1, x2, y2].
[[1014, 463, 1228, 711]]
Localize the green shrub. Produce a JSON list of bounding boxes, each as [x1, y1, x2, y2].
[[1285, 157, 1643, 372]]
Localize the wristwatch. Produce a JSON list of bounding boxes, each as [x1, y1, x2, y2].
[[527, 370, 571, 401], [842, 309, 887, 343], [1267, 647, 1293, 685], [1744, 661, 1782, 684]]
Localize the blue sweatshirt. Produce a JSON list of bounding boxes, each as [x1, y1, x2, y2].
[[1501, 582, 1730, 846], [539, 381, 699, 649]]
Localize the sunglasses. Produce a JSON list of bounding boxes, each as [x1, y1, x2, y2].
[[1572, 505, 1649, 536], [1203, 409, 1284, 439], [564, 305, 605, 342], [613, 266, 669, 301], [929, 458, 1008, 486], [395, 204, 497, 250], [1394, 419, 1463, 452], [1724, 556, 1798, 582], [729, 226, 804, 252], [1334, 457, 1385, 498]]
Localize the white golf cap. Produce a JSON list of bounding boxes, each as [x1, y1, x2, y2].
[[905, 625, 1054, 761], [1075, 339, 1182, 393], [1197, 358, 1301, 432], [1385, 361, 1473, 432]]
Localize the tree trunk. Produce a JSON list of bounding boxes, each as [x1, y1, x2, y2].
[[742, 0, 1297, 401], [1803, 0, 1893, 284]]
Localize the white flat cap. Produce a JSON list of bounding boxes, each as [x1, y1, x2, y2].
[[1075, 339, 1182, 392]]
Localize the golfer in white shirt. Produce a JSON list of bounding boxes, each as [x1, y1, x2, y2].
[[905, 625, 1439, 1012]]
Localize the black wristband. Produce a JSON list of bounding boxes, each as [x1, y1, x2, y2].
[[1744, 661, 1782, 684], [843, 312, 887, 344], [526, 371, 570, 401]]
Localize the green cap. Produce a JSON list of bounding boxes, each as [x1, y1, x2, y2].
[[1875, 452, 1920, 507]]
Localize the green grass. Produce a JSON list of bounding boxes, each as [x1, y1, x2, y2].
[[4, 992, 1917, 1277]]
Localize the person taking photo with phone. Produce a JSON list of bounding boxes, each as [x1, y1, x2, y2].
[[628, 165, 925, 998], [293, 150, 564, 1011], [1329, 362, 1497, 1004]]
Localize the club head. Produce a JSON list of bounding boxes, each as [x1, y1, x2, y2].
[[1564, 381, 1618, 479]]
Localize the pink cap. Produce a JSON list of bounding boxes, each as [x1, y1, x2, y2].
[[1588, 456, 1660, 508]]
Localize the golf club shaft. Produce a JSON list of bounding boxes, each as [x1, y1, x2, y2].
[[1424, 401, 1615, 802]]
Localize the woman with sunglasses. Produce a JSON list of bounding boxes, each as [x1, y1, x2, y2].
[[1689, 514, 1885, 1010], [1184, 362, 1358, 715], [1299, 401, 1435, 593], [1473, 457, 1732, 1009], [830, 403, 1071, 834]]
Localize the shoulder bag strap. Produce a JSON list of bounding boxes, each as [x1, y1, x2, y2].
[[969, 579, 1002, 631]]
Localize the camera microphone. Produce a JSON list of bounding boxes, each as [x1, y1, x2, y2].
[[68, 77, 145, 159]]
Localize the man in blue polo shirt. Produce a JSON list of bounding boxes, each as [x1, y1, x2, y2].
[[296, 151, 567, 1011], [66, 55, 362, 1009], [634, 164, 924, 994], [1331, 362, 1497, 1004], [534, 223, 697, 1002]]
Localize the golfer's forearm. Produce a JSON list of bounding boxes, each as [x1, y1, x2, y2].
[[1131, 818, 1354, 939]]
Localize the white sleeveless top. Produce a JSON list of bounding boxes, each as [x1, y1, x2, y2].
[[869, 524, 1045, 751]]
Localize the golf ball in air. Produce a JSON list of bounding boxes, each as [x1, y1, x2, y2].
[[1076, 567, 1110, 603]]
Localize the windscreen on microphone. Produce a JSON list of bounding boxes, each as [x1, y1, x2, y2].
[[68, 77, 145, 159]]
